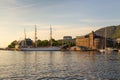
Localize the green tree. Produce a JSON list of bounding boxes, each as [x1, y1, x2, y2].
[[8, 40, 17, 48], [57, 40, 62, 46], [52, 40, 62, 46], [41, 40, 49, 47], [37, 39, 42, 47]]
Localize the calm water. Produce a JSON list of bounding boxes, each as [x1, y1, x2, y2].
[[0, 50, 120, 80]]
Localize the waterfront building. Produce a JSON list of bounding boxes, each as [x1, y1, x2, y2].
[[20, 38, 33, 48], [76, 31, 114, 50], [63, 36, 72, 40], [62, 36, 76, 47]]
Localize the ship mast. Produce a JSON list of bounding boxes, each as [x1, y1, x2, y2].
[[50, 25, 52, 47], [105, 27, 107, 50], [35, 25, 37, 48], [24, 28, 26, 47]]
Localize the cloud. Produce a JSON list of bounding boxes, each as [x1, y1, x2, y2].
[[0, 0, 16, 4], [80, 19, 120, 23], [0, 0, 17, 8]]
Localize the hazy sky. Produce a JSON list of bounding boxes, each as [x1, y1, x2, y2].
[[0, 0, 120, 48]]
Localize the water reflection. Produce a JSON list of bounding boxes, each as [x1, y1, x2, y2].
[[0, 51, 120, 80]]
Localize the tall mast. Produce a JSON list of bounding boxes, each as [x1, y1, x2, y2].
[[50, 25, 52, 47], [35, 25, 37, 47], [24, 28, 26, 47], [105, 27, 107, 49]]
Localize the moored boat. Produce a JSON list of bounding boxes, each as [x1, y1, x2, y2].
[[20, 25, 62, 51], [99, 48, 118, 53], [119, 50, 120, 53]]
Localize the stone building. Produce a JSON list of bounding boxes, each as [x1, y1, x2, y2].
[[76, 31, 114, 50]]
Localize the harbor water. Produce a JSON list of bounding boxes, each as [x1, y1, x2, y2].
[[0, 50, 120, 80]]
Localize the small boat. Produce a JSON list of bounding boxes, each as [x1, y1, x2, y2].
[[99, 48, 119, 53], [99, 49, 113, 53], [99, 49, 106, 53], [118, 50, 120, 53], [99, 27, 113, 53]]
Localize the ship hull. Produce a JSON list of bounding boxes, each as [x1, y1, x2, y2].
[[20, 47, 61, 51]]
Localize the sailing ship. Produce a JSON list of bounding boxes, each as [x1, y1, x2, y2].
[[99, 27, 107, 53], [20, 25, 61, 51], [99, 27, 114, 53]]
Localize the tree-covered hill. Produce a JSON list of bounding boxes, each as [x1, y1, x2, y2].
[[95, 25, 120, 39]]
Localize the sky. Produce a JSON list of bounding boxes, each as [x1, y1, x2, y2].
[[0, 0, 120, 48]]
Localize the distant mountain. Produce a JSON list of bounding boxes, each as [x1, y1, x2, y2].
[[95, 25, 120, 39]]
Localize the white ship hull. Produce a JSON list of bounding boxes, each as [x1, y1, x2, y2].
[[20, 47, 61, 51], [99, 49, 114, 53], [119, 50, 120, 53]]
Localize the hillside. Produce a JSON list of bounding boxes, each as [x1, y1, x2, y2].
[[95, 25, 120, 39]]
